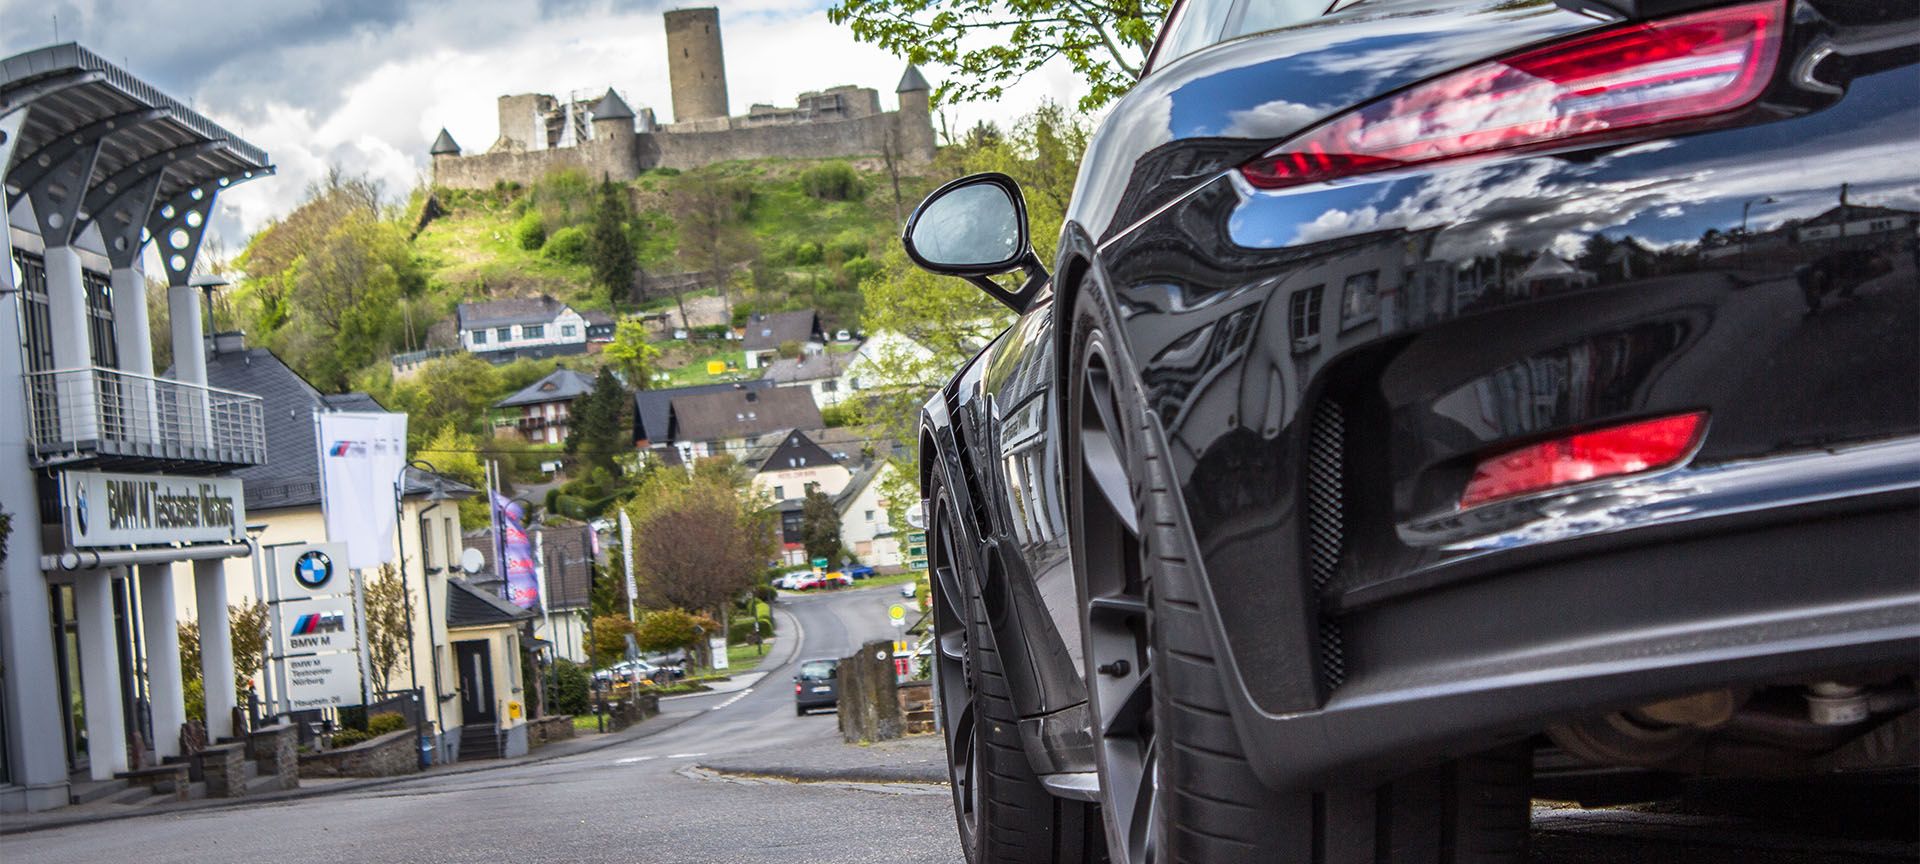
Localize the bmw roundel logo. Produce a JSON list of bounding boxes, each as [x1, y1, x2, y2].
[[295, 550, 334, 590]]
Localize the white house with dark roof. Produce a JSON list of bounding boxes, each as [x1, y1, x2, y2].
[[762, 347, 856, 408], [740, 309, 825, 370], [456, 295, 590, 361], [492, 367, 596, 444], [741, 429, 852, 503]]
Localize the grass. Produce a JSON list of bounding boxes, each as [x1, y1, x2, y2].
[[656, 347, 751, 387], [572, 714, 605, 732]]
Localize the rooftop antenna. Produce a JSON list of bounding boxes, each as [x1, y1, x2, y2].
[[52, 14, 58, 42]]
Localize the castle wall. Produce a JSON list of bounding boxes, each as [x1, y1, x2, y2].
[[433, 135, 640, 190], [649, 110, 933, 171]]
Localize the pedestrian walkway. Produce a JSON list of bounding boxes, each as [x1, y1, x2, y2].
[[698, 731, 947, 785]]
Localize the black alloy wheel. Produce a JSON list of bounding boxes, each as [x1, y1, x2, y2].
[[930, 479, 985, 853]]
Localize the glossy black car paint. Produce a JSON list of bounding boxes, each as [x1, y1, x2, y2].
[[920, 0, 1920, 792]]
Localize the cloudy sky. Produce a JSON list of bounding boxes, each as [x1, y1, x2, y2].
[[1, 0, 1086, 254]]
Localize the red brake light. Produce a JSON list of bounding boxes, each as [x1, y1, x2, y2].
[[1459, 412, 1707, 508], [1241, 1, 1783, 189]]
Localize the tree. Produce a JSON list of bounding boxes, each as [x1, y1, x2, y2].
[[588, 179, 638, 311], [625, 471, 774, 628], [801, 489, 842, 563], [418, 424, 489, 528], [588, 615, 638, 669], [361, 564, 413, 694], [178, 600, 271, 721], [668, 167, 754, 320], [564, 367, 631, 477], [602, 320, 662, 387], [828, 0, 1170, 112], [387, 352, 501, 448], [634, 607, 720, 659]]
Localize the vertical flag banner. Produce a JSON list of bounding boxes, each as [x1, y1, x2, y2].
[[317, 411, 409, 570], [494, 492, 540, 608], [618, 509, 636, 621]]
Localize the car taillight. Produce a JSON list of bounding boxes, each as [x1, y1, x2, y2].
[[1240, 1, 1783, 189], [796, 683, 804, 694], [1459, 412, 1707, 508]]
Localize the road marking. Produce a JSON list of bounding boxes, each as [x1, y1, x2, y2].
[[710, 688, 753, 711], [615, 756, 656, 764], [664, 752, 707, 759]]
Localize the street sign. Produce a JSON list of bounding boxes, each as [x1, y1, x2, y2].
[[888, 604, 905, 621], [811, 557, 830, 569], [273, 542, 350, 601], [59, 470, 245, 548]]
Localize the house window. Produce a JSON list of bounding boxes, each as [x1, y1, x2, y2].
[[472, 329, 488, 345], [496, 327, 512, 342], [83, 272, 118, 369], [773, 485, 785, 499], [864, 510, 874, 522], [523, 324, 545, 340], [1290, 286, 1323, 340], [822, 380, 837, 392], [1340, 271, 1380, 330], [561, 324, 576, 338]]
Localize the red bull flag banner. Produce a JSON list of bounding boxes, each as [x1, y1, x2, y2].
[[493, 492, 540, 609], [316, 411, 409, 569]]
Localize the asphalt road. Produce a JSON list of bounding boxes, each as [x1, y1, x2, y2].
[[1, 582, 1910, 863]]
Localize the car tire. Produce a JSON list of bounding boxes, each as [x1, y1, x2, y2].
[[929, 469, 1100, 864], [1068, 287, 1531, 864]]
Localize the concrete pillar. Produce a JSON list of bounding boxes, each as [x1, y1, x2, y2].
[[111, 265, 161, 443], [139, 563, 187, 759], [74, 569, 130, 780], [195, 558, 236, 741], [43, 245, 98, 442], [0, 203, 74, 810], [166, 284, 211, 449]]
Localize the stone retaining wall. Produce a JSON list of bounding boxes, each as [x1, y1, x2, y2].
[[527, 715, 576, 748], [297, 729, 420, 779], [247, 723, 299, 790]]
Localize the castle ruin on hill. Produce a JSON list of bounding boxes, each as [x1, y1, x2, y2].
[[430, 7, 937, 189]]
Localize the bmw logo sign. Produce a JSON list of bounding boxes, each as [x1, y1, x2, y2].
[[295, 549, 334, 590]]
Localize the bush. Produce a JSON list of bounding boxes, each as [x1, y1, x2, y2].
[[792, 242, 822, 266], [552, 659, 591, 715], [842, 255, 881, 286], [543, 225, 590, 264], [367, 712, 407, 736], [514, 211, 546, 250], [337, 705, 369, 731], [728, 615, 772, 645], [820, 402, 862, 428], [801, 161, 863, 201], [329, 728, 373, 748]]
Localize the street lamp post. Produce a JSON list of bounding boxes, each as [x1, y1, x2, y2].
[[397, 459, 453, 766]]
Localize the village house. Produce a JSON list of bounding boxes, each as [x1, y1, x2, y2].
[[663, 385, 824, 461], [740, 309, 825, 370], [492, 367, 596, 444], [455, 295, 591, 362], [762, 348, 857, 409], [742, 429, 852, 503]]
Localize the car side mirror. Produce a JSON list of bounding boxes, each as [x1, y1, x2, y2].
[[902, 172, 1049, 314]]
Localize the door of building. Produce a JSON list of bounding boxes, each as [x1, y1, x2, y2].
[[454, 641, 495, 726]]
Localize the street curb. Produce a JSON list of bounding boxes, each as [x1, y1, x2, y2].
[[0, 709, 703, 837], [693, 759, 948, 786]]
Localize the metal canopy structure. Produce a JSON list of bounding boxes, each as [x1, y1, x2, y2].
[[1, 43, 273, 281]]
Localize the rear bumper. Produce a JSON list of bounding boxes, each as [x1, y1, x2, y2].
[[1229, 440, 1920, 791]]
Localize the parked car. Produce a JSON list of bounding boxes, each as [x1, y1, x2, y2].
[[900, 581, 917, 599], [592, 659, 674, 687], [904, 1, 1920, 862], [793, 658, 839, 715]]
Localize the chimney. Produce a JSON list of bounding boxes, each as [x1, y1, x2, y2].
[[744, 390, 759, 402], [210, 330, 246, 356]]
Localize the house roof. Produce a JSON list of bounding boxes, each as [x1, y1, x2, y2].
[[197, 340, 472, 510], [430, 128, 461, 155], [592, 87, 635, 120], [446, 577, 535, 628], [669, 386, 823, 443], [457, 295, 571, 330], [742, 429, 838, 476], [835, 460, 890, 513], [762, 351, 850, 384], [632, 381, 772, 444], [580, 308, 615, 326], [494, 367, 597, 409], [741, 310, 822, 352]]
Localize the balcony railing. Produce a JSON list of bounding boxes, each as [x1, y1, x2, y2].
[[24, 367, 267, 468]]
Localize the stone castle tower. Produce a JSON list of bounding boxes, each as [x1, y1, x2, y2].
[[664, 7, 729, 124]]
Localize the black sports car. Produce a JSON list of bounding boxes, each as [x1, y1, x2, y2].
[[903, 0, 1919, 861]]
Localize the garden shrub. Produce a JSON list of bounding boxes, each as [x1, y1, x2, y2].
[[801, 161, 863, 201], [543, 225, 590, 264], [367, 712, 407, 735], [513, 211, 546, 250]]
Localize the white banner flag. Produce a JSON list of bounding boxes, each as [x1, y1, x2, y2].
[[316, 411, 409, 570]]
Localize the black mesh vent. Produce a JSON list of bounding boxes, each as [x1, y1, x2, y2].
[[1318, 619, 1346, 689], [1306, 400, 1348, 691], [1305, 400, 1346, 588]]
